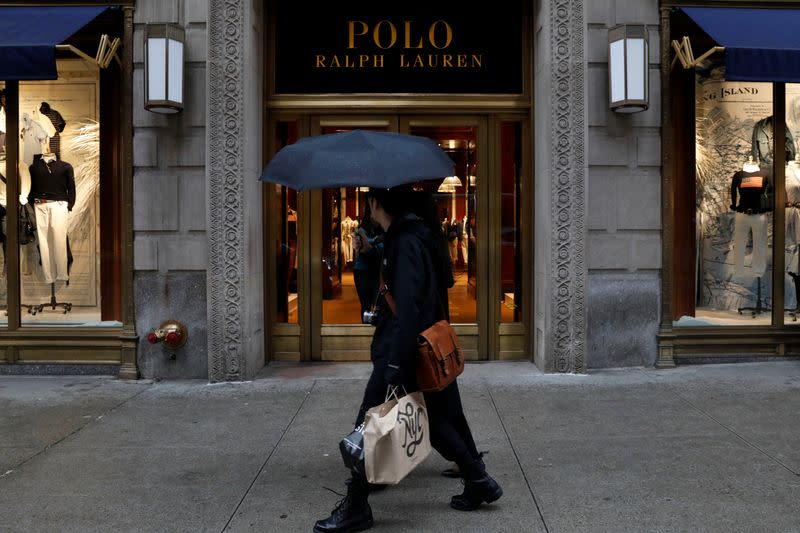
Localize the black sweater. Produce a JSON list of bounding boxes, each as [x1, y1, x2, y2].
[[372, 216, 444, 387], [28, 157, 76, 211], [730, 169, 771, 214]]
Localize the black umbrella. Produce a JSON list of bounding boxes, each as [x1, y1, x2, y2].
[[259, 129, 455, 191]]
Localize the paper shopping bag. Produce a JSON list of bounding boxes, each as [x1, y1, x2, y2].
[[363, 390, 432, 485]]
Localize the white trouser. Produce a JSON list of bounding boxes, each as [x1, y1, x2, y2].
[[34, 200, 69, 283], [733, 212, 768, 278], [449, 239, 458, 263], [460, 236, 468, 264]]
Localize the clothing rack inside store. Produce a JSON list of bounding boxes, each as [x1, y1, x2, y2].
[[26, 282, 72, 316], [738, 276, 770, 318]]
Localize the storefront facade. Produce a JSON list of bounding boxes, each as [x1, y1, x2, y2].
[[23, 0, 800, 379]]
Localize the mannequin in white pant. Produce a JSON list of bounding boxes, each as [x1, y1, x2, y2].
[[28, 153, 75, 284], [730, 158, 771, 279]]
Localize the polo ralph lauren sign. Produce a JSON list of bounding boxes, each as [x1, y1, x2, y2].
[[274, 1, 523, 94]]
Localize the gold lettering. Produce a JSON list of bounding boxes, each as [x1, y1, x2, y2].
[[404, 21, 423, 49], [457, 54, 467, 67], [316, 55, 326, 68], [400, 54, 409, 67], [348, 21, 368, 49], [427, 54, 439, 67], [359, 54, 370, 68], [373, 20, 398, 49], [344, 55, 355, 68], [374, 54, 384, 68], [413, 54, 424, 67], [472, 54, 482, 67], [330, 55, 341, 68], [443, 54, 453, 67], [429, 20, 453, 49]]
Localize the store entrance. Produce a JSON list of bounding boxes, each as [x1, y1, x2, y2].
[[266, 114, 528, 362]]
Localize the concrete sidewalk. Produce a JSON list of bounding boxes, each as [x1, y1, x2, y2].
[[1, 361, 799, 533]]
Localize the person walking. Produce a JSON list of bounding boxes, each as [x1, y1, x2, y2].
[[352, 200, 384, 318], [314, 186, 502, 533]]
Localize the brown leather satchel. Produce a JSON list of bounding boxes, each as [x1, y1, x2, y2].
[[381, 278, 464, 393], [415, 320, 464, 392]]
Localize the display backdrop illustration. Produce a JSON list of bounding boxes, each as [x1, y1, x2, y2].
[[695, 70, 800, 316]]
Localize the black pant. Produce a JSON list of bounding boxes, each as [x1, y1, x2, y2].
[[424, 381, 481, 476], [353, 268, 379, 316], [353, 363, 481, 484]]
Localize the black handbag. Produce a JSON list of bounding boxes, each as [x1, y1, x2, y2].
[[339, 423, 365, 475], [19, 203, 36, 244]]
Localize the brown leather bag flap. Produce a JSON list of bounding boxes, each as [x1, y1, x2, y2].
[[418, 320, 458, 361]]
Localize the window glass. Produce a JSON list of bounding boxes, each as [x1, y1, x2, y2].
[[681, 70, 775, 326], [0, 81, 8, 321], [410, 126, 478, 324], [784, 84, 800, 324], [274, 121, 299, 324], [500, 121, 522, 323], [18, 65, 108, 326]]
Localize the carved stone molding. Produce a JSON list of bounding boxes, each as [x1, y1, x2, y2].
[[549, 0, 587, 373], [207, 0, 246, 381]]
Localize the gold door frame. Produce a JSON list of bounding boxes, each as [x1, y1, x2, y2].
[[265, 112, 530, 362]]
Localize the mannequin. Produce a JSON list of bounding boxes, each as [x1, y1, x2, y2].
[[341, 215, 354, 264], [752, 115, 796, 166], [459, 215, 468, 265], [28, 153, 75, 285], [731, 158, 771, 278], [786, 155, 800, 317], [448, 216, 459, 264]]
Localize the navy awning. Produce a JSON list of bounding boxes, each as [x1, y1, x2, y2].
[[0, 6, 107, 81], [682, 7, 800, 83]]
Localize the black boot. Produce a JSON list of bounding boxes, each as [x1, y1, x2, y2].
[[314, 480, 373, 533], [450, 459, 502, 512]]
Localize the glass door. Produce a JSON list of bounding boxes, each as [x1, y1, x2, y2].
[[309, 117, 398, 360], [266, 114, 528, 362]]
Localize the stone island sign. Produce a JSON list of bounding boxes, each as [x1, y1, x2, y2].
[[274, 2, 522, 94]]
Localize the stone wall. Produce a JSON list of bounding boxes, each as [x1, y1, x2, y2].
[[132, 0, 210, 378], [585, 0, 661, 367]]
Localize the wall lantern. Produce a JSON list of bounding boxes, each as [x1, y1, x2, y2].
[[144, 23, 185, 113], [608, 24, 649, 113]]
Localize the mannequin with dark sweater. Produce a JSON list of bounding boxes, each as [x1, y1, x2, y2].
[[28, 153, 75, 285]]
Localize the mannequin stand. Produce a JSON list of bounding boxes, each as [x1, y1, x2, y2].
[[28, 282, 72, 315], [738, 276, 771, 317]]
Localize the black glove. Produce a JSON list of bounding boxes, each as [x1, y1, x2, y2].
[[384, 363, 404, 386]]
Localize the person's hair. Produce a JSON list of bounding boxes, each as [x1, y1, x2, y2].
[[410, 190, 455, 289], [365, 185, 414, 218]]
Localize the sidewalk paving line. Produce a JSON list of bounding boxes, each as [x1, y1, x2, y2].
[[485, 379, 550, 533], [221, 379, 318, 532]]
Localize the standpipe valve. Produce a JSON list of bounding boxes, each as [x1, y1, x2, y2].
[[146, 320, 188, 350]]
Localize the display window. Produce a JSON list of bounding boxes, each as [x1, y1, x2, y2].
[[664, 4, 800, 356], [0, 4, 132, 370]]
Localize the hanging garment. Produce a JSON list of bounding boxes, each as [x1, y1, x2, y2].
[[460, 217, 468, 265], [786, 164, 800, 244], [21, 113, 48, 165], [0, 107, 6, 133], [752, 116, 796, 166], [733, 212, 768, 278]]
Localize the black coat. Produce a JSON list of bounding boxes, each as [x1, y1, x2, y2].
[[371, 215, 443, 386]]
